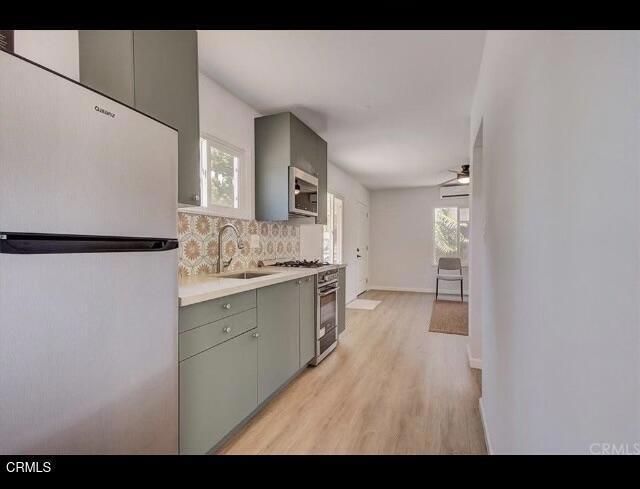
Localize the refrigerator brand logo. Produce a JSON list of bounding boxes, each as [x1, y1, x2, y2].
[[94, 106, 116, 118]]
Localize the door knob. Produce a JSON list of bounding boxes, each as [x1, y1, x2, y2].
[[222, 326, 232, 334], [223, 303, 231, 310], [252, 332, 260, 338]]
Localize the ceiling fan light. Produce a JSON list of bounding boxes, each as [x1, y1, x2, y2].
[[294, 183, 301, 195], [457, 176, 470, 184]]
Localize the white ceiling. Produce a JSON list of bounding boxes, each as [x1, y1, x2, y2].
[[197, 30, 485, 190]]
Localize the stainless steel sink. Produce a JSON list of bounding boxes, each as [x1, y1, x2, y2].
[[222, 272, 276, 279]]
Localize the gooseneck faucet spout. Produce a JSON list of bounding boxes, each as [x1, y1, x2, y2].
[[217, 223, 244, 274]]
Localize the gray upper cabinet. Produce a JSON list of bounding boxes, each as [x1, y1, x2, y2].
[[179, 329, 258, 454], [78, 30, 201, 206], [299, 276, 316, 367], [315, 137, 328, 225], [255, 112, 327, 223], [257, 279, 301, 404], [290, 116, 318, 176], [133, 30, 200, 206], [79, 30, 135, 106], [255, 113, 291, 222]]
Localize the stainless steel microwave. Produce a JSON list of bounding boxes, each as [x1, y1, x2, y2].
[[289, 166, 319, 217]]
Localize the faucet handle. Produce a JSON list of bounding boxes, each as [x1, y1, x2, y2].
[[223, 257, 233, 268]]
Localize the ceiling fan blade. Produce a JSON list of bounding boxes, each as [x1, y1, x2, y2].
[[439, 176, 459, 186]]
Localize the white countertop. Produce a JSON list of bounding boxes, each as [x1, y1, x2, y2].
[[178, 264, 346, 307]]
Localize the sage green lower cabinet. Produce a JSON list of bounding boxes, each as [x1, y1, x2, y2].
[[338, 267, 347, 335], [179, 328, 258, 454], [257, 280, 301, 404], [179, 276, 318, 453], [299, 276, 316, 366]]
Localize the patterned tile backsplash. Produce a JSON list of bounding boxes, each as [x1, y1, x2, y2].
[[177, 211, 300, 277]]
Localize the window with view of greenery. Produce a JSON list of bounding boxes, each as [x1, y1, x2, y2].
[[200, 136, 241, 209], [434, 206, 469, 265], [323, 193, 343, 264]]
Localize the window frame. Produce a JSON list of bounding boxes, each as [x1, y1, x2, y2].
[[197, 133, 249, 219], [433, 205, 469, 267], [323, 191, 344, 264]]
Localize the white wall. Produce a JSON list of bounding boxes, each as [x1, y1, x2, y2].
[[197, 71, 260, 220], [369, 187, 469, 295], [326, 162, 370, 303], [468, 128, 485, 368], [13, 30, 79, 80], [299, 225, 323, 260], [471, 31, 640, 454]]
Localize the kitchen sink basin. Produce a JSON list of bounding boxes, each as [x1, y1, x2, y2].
[[223, 272, 276, 279]]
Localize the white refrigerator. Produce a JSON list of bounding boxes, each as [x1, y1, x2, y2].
[[0, 51, 179, 454]]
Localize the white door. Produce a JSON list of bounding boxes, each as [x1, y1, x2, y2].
[[356, 202, 369, 295]]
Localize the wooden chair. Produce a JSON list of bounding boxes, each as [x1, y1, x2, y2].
[[436, 257, 464, 302]]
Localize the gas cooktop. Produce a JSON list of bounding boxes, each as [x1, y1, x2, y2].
[[274, 259, 331, 268]]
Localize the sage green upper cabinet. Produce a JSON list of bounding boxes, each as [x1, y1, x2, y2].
[[299, 276, 316, 367], [79, 30, 135, 106], [133, 30, 200, 206], [78, 30, 201, 205], [257, 279, 301, 403], [255, 113, 291, 222], [255, 112, 327, 223], [315, 137, 328, 225], [290, 115, 318, 176]]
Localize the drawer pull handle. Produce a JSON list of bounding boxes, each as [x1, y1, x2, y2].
[[252, 332, 260, 338], [223, 303, 232, 310], [223, 327, 232, 334]]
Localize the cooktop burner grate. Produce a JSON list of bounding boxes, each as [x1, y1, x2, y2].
[[274, 259, 331, 268]]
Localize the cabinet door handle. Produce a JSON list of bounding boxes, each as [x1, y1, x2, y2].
[[252, 332, 260, 338], [223, 303, 232, 310], [223, 326, 232, 334]]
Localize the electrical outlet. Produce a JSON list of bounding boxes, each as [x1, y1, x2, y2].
[[250, 234, 260, 249]]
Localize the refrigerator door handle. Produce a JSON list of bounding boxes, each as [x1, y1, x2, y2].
[[0, 233, 178, 254]]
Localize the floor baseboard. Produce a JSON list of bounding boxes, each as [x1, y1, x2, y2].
[[466, 344, 482, 369], [479, 397, 493, 455], [369, 285, 469, 296]]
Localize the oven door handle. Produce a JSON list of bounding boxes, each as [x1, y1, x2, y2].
[[318, 287, 339, 297]]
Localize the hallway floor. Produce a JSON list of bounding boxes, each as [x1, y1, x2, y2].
[[217, 290, 486, 454]]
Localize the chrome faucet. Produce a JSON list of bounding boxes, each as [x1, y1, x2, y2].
[[217, 223, 244, 273]]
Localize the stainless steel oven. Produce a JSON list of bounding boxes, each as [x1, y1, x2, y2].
[[289, 166, 319, 217], [312, 269, 339, 365]]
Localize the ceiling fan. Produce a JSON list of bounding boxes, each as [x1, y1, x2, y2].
[[441, 164, 470, 186]]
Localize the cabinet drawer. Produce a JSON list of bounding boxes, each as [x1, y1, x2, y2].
[[179, 290, 257, 333], [179, 308, 257, 361]]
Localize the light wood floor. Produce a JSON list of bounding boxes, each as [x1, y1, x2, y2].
[[217, 290, 486, 455]]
